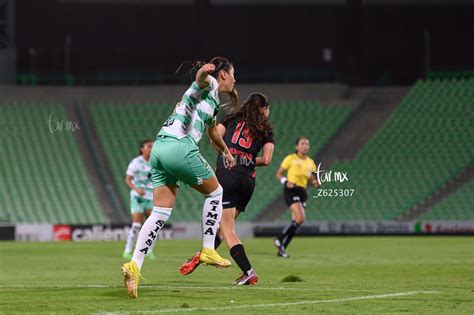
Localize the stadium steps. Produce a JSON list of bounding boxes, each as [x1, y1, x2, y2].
[[246, 101, 355, 222], [64, 103, 119, 223], [76, 103, 129, 223], [253, 101, 358, 222], [0, 103, 107, 224], [254, 87, 407, 222], [88, 102, 190, 221], [397, 163, 474, 221], [417, 177, 474, 221], [88, 100, 355, 222], [317, 87, 409, 165], [296, 78, 474, 222]]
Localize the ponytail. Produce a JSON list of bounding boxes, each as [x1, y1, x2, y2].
[[221, 87, 240, 115], [175, 56, 239, 112]]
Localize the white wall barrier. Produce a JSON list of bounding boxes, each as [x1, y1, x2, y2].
[[15, 224, 53, 241], [1, 221, 473, 242]]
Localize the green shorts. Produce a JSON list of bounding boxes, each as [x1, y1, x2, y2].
[[150, 135, 214, 188], [130, 195, 153, 214]]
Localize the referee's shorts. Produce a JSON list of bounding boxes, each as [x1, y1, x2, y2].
[[284, 186, 307, 208]]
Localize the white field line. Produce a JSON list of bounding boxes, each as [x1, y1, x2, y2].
[[128, 291, 442, 314], [92, 291, 441, 314], [0, 284, 377, 292]]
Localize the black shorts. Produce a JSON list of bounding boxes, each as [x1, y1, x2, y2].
[[284, 186, 307, 208], [216, 168, 255, 212]]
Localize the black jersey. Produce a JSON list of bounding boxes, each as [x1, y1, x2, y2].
[[216, 114, 274, 177]]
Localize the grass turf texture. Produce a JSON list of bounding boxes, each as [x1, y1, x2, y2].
[[0, 237, 473, 314]]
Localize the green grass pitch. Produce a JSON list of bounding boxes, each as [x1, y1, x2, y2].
[[1, 237, 473, 314]]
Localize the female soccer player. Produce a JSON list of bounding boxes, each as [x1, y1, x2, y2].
[[121, 57, 237, 298], [274, 137, 319, 258], [122, 139, 156, 260], [179, 93, 274, 286]]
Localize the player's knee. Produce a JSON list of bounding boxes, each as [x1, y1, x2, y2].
[[206, 184, 223, 198], [295, 214, 305, 225]]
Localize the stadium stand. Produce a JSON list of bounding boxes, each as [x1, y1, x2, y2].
[[0, 104, 106, 223], [247, 101, 354, 221], [418, 178, 474, 221], [290, 78, 474, 221], [89, 101, 354, 222]]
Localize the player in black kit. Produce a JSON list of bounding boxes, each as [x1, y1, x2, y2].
[[179, 93, 274, 285]]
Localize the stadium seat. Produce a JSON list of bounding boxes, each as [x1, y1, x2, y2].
[[0, 104, 106, 224], [89, 101, 354, 222], [418, 178, 474, 220], [294, 78, 474, 222]]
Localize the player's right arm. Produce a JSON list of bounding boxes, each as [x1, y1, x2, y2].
[[207, 121, 235, 169], [196, 63, 216, 89], [125, 175, 145, 196], [209, 123, 226, 152]]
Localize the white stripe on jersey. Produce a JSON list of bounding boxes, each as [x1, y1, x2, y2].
[[126, 155, 153, 200]]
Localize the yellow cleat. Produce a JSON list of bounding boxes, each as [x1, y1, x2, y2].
[[121, 261, 143, 299], [199, 247, 231, 268]]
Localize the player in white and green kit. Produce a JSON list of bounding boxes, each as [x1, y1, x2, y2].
[[122, 139, 156, 260], [122, 57, 238, 298]]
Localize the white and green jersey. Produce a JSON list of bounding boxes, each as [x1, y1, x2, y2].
[[158, 76, 220, 144], [126, 155, 153, 200]]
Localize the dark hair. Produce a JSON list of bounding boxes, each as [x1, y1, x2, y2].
[[176, 56, 239, 112], [223, 93, 272, 140], [295, 136, 309, 154], [139, 139, 153, 155], [176, 56, 233, 82]]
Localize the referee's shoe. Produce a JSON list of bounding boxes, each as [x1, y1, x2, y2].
[[274, 239, 289, 258]]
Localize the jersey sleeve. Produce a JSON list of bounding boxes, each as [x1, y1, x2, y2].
[[208, 75, 218, 92], [280, 155, 292, 170], [190, 75, 218, 94], [263, 129, 275, 144], [126, 160, 137, 177]]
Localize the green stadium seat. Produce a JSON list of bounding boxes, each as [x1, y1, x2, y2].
[[301, 78, 474, 221], [0, 104, 106, 224], [89, 101, 354, 222]]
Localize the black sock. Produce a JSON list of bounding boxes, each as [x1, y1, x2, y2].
[[278, 220, 296, 243], [281, 220, 300, 249], [214, 236, 222, 250], [230, 244, 252, 275]]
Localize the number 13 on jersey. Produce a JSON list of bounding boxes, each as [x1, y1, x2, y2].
[[231, 121, 253, 149]]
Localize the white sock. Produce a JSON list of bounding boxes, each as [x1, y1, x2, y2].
[[132, 207, 172, 269], [124, 222, 142, 253], [201, 185, 223, 249]]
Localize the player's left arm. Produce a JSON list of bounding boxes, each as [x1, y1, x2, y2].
[[310, 160, 320, 188], [256, 142, 274, 166], [207, 121, 234, 168], [209, 123, 226, 152], [309, 173, 320, 188]]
